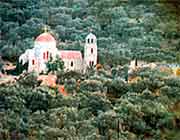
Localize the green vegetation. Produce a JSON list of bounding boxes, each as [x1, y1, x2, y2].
[[0, 68, 180, 139], [46, 56, 64, 73], [0, 0, 180, 66]]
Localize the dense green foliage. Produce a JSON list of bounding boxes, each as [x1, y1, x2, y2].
[[46, 56, 64, 73], [0, 68, 180, 139], [0, 0, 180, 65]]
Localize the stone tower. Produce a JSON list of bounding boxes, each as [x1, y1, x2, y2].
[[84, 33, 97, 68]]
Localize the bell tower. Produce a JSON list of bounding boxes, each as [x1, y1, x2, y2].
[[84, 33, 97, 68]]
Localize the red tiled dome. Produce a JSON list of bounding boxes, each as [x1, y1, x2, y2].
[[35, 33, 56, 43]]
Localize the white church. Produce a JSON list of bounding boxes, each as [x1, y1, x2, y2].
[[19, 30, 98, 73]]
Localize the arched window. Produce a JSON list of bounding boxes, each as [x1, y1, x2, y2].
[[89, 61, 94, 66], [88, 39, 90, 43], [32, 59, 35, 65], [91, 48, 93, 54], [43, 52, 46, 59], [91, 39, 93, 43], [46, 51, 49, 59], [71, 61, 73, 67]]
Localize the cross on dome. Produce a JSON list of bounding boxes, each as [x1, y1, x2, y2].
[[35, 26, 56, 43], [35, 32, 56, 43], [44, 25, 48, 33], [35, 25, 56, 43]]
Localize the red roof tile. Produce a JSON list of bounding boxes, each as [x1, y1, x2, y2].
[[59, 50, 82, 60]]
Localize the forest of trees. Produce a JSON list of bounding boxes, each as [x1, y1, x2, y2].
[[1, 0, 180, 65], [0, 68, 180, 139], [0, 0, 180, 139]]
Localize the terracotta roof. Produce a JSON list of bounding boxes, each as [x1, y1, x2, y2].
[[35, 32, 56, 43], [59, 50, 82, 60]]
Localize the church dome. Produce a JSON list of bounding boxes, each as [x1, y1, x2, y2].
[[35, 32, 56, 43]]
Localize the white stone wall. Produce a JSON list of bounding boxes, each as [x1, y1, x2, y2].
[[84, 33, 98, 68], [63, 59, 83, 72], [35, 42, 57, 59], [19, 33, 98, 74], [84, 44, 97, 65], [27, 49, 36, 72], [32, 41, 58, 73]]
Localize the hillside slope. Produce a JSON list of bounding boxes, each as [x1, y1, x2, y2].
[[0, 0, 180, 65]]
